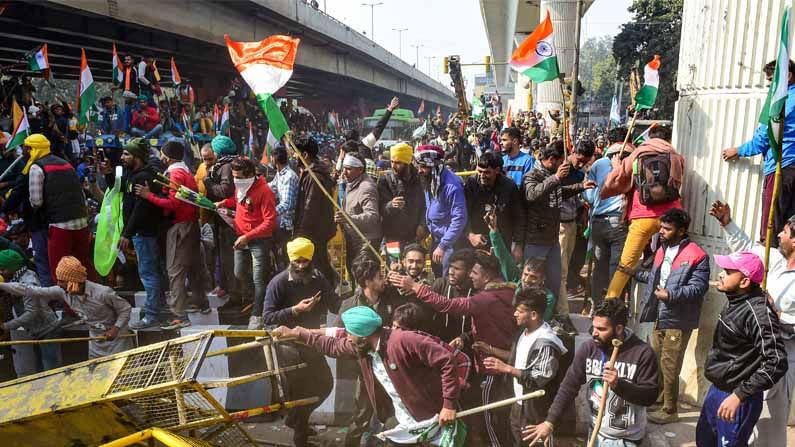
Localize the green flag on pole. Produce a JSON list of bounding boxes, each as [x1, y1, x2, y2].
[[759, 5, 791, 158]]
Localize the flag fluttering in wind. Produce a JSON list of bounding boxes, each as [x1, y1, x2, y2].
[[610, 95, 621, 124], [503, 103, 513, 129], [471, 95, 484, 118], [225, 34, 299, 160], [759, 5, 791, 158], [76, 49, 96, 126], [634, 55, 661, 110], [510, 11, 560, 83], [412, 120, 427, 140], [418, 100, 425, 115], [170, 57, 182, 86], [213, 104, 220, 131], [112, 43, 123, 85], [8, 98, 30, 150], [247, 120, 255, 157], [633, 122, 658, 146], [220, 104, 230, 134], [28, 43, 50, 80]]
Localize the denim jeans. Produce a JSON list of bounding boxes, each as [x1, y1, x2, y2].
[[590, 215, 628, 304], [131, 123, 163, 139], [524, 242, 562, 309], [430, 238, 455, 279], [235, 238, 273, 317], [33, 329, 63, 372], [133, 235, 166, 320], [30, 229, 53, 287]]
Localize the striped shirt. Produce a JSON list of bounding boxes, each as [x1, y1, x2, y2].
[[502, 151, 534, 187], [268, 166, 299, 231]]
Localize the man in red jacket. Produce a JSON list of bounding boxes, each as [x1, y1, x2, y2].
[[216, 157, 277, 323], [130, 96, 162, 139], [135, 141, 209, 329]]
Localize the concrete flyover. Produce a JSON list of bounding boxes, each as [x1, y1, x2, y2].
[[3, 0, 455, 111]]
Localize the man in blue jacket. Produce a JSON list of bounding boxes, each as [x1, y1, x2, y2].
[[722, 59, 795, 246], [415, 145, 467, 277], [621, 208, 710, 424]]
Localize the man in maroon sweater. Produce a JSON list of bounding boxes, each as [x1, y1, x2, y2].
[[389, 251, 515, 447], [274, 306, 459, 444]]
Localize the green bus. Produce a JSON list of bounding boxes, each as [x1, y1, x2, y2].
[[362, 108, 421, 148]]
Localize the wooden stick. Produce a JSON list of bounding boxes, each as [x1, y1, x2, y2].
[[0, 333, 136, 346], [283, 133, 383, 263], [229, 397, 320, 421], [617, 109, 640, 159], [763, 110, 786, 290], [587, 339, 623, 447], [376, 390, 545, 440]]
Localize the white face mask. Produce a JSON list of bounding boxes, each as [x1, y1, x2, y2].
[[234, 177, 255, 202]]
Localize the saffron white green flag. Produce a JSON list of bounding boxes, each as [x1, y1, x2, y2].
[[759, 5, 792, 158], [509, 11, 560, 83], [225, 34, 298, 155], [77, 48, 96, 126], [633, 122, 658, 146], [8, 98, 30, 150], [634, 55, 660, 110], [219, 103, 230, 134], [28, 44, 49, 72], [610, 95, 621, 124], [112, 43, 123, 85]]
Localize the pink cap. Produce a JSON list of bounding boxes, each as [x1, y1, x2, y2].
[[714, 251, 765, 284]]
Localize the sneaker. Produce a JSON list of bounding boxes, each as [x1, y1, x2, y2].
[[248, 315, 264, 330], [160, 318, 191, 331], [648, 409, 679, 424], [130, 317, 160, 330]]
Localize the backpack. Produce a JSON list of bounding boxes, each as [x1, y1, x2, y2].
[[633, 152, 680, 205]]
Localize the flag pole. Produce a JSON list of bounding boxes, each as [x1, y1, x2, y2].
[[557, 81, 571, 154], [763, 111, 786, 290], [617, 108, 640, 158], [283, 133, 384, 264]]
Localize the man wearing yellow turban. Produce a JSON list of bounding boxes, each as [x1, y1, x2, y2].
[[377, 142, 428, 250], [24, 134, 93, 284], [262, 236, 341, 447]]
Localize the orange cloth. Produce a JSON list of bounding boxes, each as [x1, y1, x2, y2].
[[55, 256, 87, 293]]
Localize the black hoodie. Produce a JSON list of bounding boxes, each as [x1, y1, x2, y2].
[[120, 163, 164, 239], [704, 287, 787, 400]]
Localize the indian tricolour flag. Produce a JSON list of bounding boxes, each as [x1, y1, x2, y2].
[[503, 102, 513, 129], [225, 34, 299, 158], [759, 5, 792, 157], [509, 11, 559, 83], [8, 98, 30, 150], [76, 48, 96, 126], [112, 43, 123, 85], [28, 43, 50, 80], [634, 55, 661, 110], [219, 103, 230, 134], [171, 57, 182, 86]]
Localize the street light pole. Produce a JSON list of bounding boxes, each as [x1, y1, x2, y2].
[[361, 2, 383, 41], [392, 28, 408, 58], [425, 56, 437, 77], [410, 44, 424, 67]]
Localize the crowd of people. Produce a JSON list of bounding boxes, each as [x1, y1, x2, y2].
[[0, 58, 792, 447]]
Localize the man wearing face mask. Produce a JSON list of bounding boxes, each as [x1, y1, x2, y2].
[[263, 238, 340, 447], [464, 152, 524, 262], [523, 300, 659, 446], [273, 306, 460, 444], [135, 141, 210, 330], [216, 157, 277, 329]]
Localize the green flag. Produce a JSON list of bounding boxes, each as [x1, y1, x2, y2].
[[471, 95, 485, 118], [93, 167, 124, 276], [759, 6, 791, 158]]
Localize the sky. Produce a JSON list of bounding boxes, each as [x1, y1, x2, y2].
[[322, 0, 633, 93]]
